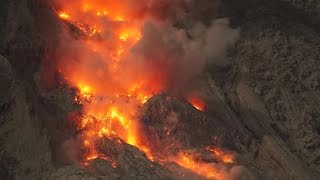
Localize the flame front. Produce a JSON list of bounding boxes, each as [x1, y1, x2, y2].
[[53, 0, 229, 179], [207, 146, 235, 164], [174, 153, 221, 179], [55, 0, 159, 164]]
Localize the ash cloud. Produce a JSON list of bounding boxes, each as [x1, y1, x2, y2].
[[127, 18, 239, 94]]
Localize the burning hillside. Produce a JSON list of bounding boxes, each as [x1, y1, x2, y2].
[[2, 0, 319, 180], [49, 0, 241, 178]]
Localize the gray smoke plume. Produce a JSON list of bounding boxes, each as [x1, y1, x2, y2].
[[126, 18, 239, 94]]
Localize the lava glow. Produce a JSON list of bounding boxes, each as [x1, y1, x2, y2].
[[55, 0, 156, 165], [188, 95, 206, 111], [53, 0, 229, 179], [58, 12, 70, 20], [174, 152, 221, 179], [207, 146, 235, 164]]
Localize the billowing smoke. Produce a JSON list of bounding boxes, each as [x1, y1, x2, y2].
[[52, 0, 239, 96], [129, 18, 239, 94]]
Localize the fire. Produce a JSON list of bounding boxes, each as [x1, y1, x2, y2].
[[53, 0, 232, 179], [118, 28, 141, 42], [58, 11, 70, 20], [188, 95, 206, 111], [55, 0, 151, 161], [76, 83, 94, 102], [207, 146, 235, 164], [174, 152, 222, 179]]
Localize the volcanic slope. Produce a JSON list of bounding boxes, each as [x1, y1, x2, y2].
[[0, 0, 320, 180]]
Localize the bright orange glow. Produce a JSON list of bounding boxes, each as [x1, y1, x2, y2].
[[54, 0, 156, 164], [58, 11, 70, 20], [53, 0, 232, 178], [76, 83, 95, 102], [173, 153, 222, 179], [207, 146, 235, 164], [187, 95, 206, 111], [140, 146, 155, 161]]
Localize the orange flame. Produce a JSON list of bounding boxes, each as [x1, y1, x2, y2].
[[58, 11, 70, 20], [53, 0, 232, 178], [54, 0, 154, 162], [173, 152, 222, 179], [207, 146, 235, 164]]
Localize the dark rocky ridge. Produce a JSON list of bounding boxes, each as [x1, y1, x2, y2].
[[92, 136, 177, 179], [0, 0, 320, 179], [138, 94, 252, 157], [223, 0, 320, 177]]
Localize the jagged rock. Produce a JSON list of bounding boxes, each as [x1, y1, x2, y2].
[[50, 166, 103, 180], [227, 1, 320, 174], [0, 83, 54, 179], [138, 94, 251, 158], [235, 77, 273, 138], [0, 0, 44, 77], [90, 158, 121, 179], [94, 136, 177, 179], [255, 135, 317, 179]]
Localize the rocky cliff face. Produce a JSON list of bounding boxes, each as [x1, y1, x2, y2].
[[225, 0, 320, 177], [0, 0, 319, 179]]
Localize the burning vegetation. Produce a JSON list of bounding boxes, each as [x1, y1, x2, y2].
[[51, 0, 239, 179]]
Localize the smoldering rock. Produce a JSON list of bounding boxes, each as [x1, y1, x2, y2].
[[163, 162, 207, 180], [89, 158, 121, 179], [138, 94, 251, 158], [93, 136, 177, 179]]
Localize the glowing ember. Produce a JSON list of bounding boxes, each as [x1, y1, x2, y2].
[[58, 11, 70, 20], [207, 146, 235, 164], [173, 152, 222, 179], [188, 95, 206, 111]]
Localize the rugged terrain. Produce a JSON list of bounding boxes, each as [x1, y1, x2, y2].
[[0, 0, 320, 179]]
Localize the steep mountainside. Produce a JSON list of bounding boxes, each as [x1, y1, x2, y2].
[[0, 0, 319, 179]]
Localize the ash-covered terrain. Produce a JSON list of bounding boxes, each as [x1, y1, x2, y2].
[[0, 0, 320, 179]]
